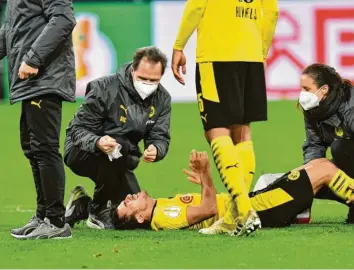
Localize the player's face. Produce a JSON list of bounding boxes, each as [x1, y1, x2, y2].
[[117, 190, 150, 223], [133, 57, 162, 83]]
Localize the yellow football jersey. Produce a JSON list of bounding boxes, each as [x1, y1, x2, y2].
[[150, 193, 232, 231], [174, 0, 279, 62]]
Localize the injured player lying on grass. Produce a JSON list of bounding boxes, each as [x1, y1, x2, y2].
[[67, 150, 354, 235]]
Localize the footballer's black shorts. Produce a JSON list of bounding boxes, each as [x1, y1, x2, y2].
[[195, 61, 267, 131], [249, 169, 314, 228]]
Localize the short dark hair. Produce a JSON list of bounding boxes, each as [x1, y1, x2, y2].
[[132, 46, 168, 75], [111, 206, 151, 230]]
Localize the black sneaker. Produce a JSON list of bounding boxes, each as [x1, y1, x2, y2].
[[65, 185, 92, 227], [11, 216, 43, 238], [86, 201, 115, 230], [345, 203, 354, 224], [14, 218, 72, 240]]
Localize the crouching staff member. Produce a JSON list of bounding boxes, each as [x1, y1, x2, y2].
[[299, 63, 354, 223], [64, 46, 171, 229]]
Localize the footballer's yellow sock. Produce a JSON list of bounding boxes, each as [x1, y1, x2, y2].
[[223, 200, 239, 225], [328, 170, 354, 201], [211, 136, 252, 220], [236, 141, 256, 192]]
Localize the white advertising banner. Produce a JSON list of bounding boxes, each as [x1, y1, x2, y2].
[[73, 13, 117, 97], [152, 1, 354, 101]]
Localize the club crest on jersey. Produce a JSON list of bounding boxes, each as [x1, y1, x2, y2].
[[288, 171, 300, 181], [163, 206, 181, 218], [180, 194, 193, 204]]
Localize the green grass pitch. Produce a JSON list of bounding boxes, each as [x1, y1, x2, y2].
[[0, 100, 353, 268]]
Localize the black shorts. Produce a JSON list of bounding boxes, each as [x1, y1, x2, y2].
[[249, 170, 314, 228], [195, 61, 267, 131]]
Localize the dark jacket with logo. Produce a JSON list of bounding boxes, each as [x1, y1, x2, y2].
[[1, 0, 76, 104], [64, 63, 171, 165], [303, 88, 354, 164]]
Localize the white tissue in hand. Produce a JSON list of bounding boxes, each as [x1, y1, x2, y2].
[[108, 144, 123, 161]]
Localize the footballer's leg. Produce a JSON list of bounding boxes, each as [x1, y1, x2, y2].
[[227, 62, 267, 235], [253, 159, 353, 228], [305, 158, 354, 202], [196, 62, 259, 236], [231, 124, 255, 192]]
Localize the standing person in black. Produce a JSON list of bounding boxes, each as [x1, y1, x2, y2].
[[0, 0, 76, 239], [64, 46, 171, 230]]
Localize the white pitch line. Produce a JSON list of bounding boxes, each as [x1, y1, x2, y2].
[[0, 205, 35, 213]]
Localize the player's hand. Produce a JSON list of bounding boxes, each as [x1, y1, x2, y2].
[[183, 168, 201, 185], [143, 144, 157, 162], [171, 49, 187, 85], [189, 150, 210, 174], [96, 135, 117, 155], [18, 61, 39, 80]]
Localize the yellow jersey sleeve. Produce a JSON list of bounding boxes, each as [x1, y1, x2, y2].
[[150, 200, 189, 231], [173, 0, 208, 51], [261, 0, 279, 59]]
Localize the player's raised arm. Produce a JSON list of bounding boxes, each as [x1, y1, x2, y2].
[[261, 0, 279, 60], [183, 151, 217, 226]]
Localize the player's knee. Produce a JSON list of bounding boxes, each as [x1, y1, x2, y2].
[[312, 158, 337, 178], [230, 124, 251, 143], [308, 158, 327, 166], [204, 128, 230, 142]]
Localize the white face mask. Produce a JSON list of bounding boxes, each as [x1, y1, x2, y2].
[[299, 89, 321, 111], [132, 73, 159, 100]]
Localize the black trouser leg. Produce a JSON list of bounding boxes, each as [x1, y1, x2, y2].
[[116, 170, 141, 202], [64, 136, 141, 210], [331, 139, 354, 177], [22, 95, 65, 227], [20, 105, 45, 219], [92, 158, 141, 206], [315, 139, 354, 205]]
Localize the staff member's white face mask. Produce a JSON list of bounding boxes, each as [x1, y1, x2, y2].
[[299, 88, 322, 111], [132, 72, 159, 100]]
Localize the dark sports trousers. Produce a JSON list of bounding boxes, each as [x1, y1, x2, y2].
[[20, 94, 65, 227], [64, 137, 141, 209], [315, 139, 354, 204]]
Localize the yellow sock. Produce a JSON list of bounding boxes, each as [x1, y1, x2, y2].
[[236, 141, 256, 192], [211, 136, 252, 219], [223, 199, 239, 225], [328, 170, 354, 201]]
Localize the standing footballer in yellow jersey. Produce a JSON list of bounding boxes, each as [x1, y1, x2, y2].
[[171, 0, 279, 236], [111, 151, 354, 233]]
